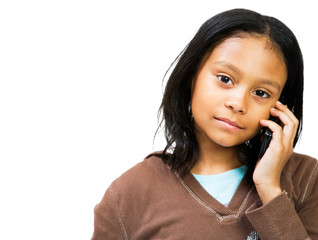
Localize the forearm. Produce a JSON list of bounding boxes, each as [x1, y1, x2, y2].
[[246, 193, 310, 240]]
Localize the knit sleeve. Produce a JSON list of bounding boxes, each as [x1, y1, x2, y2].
[[296, 162, 318, 239], [245, 162, 318, 240], [91, 185, 128, 240]]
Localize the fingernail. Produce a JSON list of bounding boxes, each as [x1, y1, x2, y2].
[[277, 101, 287, 108]]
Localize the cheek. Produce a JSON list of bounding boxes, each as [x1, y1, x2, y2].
[[247, 108, 271, 135], [191, 94, 224, 124], [191, 89, 210, 117], [191, 82, 224, 113]]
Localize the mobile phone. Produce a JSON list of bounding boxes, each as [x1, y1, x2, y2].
[[257, 116, 281, 159], [258, 95, 286, 159]]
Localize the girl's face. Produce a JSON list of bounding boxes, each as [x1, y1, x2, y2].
[[191, 36, 287, 148]]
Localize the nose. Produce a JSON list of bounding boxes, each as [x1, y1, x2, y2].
[[225, 91, 247, 114]]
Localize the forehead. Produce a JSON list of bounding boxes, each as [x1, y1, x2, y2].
[[203, 36, 287, 86]]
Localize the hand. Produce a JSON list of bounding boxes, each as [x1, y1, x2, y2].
[[253, 101, 299, 204]]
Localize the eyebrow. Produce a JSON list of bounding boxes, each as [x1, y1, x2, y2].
[[213, 61, 241, 75], [256, 79, 281, 91], [213, 61, 282, 91]]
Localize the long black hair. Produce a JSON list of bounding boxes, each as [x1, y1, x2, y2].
[[150, 8, 304, 177]]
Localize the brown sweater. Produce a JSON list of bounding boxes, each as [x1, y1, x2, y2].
[[92, 152, 318, 239]]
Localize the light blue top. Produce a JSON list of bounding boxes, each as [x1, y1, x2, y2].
[[193, 165, 248, 206]]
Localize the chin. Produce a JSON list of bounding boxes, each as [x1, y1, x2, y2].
[[213, 138, 243, 148], [211, 133, 253, 148]]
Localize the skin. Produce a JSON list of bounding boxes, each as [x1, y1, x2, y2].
[[190, 35, 299, 205]]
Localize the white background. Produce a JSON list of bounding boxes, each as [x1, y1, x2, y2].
[[0, 0, 317, 239]]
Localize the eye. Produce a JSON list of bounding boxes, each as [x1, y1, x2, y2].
[[254, 90, 270, 98], [217, 75, 233, 85]]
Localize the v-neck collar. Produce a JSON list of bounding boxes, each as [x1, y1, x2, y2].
[[177, 168, 256, 220]]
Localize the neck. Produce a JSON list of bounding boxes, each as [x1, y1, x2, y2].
[[191, 131, 242, 175]]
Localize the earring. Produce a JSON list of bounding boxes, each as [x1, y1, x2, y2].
[[188, 103, 194, 122]]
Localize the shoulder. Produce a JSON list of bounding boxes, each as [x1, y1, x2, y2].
[[282, 152, 318, 207], [93, 155, 172, 238], [110, 153, 174, 197], [114, 154, 171, 182], [283, 152, 317, 177]]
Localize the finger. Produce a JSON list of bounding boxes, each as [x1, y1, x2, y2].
[[260, 119, 283, 143], [267, 112, 297, 151], [276, 101, 299, 126], [270, 107, 298, 141], [270, 108, 296, 129]]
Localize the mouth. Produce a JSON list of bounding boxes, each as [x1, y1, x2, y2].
[[214, 117, 244, 130]]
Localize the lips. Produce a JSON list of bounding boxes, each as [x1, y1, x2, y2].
[[214, 117, 243, 129]]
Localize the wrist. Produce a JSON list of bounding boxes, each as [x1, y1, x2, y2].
[[255, 183, 282, 205]]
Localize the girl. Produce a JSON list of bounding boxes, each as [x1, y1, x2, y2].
[[92, 9, 318, 239]]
